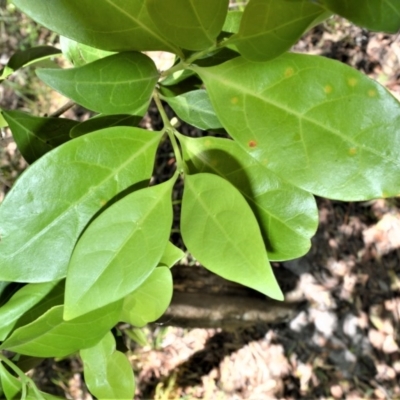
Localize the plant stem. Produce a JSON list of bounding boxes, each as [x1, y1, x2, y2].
[[0, 353, 45, 400], [49, 100, 75, 117], [160, 60, 185, 78], [185, 41, 224, 65], [153, 91, 184, 174]]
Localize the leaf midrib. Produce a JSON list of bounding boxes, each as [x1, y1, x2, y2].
[[187, 176, 269, 272], [72, 183, 171, 310], [105, 0, 178, 53]]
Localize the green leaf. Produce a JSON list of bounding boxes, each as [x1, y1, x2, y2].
[[0, 363, 21, 400], [321, 0, 400, 33], [0, 302, 122, 358], [36, 52, 158, 115], [162, 90, 223, 130], [222, 11, 243, 34], [0, 111, 8, 128], [26, 388, 64, 400], [12, 281, 65, 333], [11, 0, 179, 54], [64, 179, 174, 320], [193, 54, 400, 200], [70, 114, 142, 138], [229, 0, 326, 61], [60, 36, 115, 67], [0, 127, 162, 283], [159, 242, 185, 268], [0, 46, 61, 80], [146, 0, 229, 50], [0, 282, 13, 306], [2, 110, 77, 164], [125, 327, 148, 347], [80, 332, 135, 400], [161, 69, 196, 87], [0, 281, 61, 341], [120, 267, 173, 327], [178, 135, 318, 261], [181, 173, 283, 300]]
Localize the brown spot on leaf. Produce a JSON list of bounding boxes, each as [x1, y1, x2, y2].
[[248, 140, 257, 148]]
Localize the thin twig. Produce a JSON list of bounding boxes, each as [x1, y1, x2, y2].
[[49, 100, 75, 117]]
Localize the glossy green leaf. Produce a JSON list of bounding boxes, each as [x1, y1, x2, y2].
[[0, 281, 60, 341], [181, 173, 283, 300], [2, 110, 77, 164], [322, 0, 400, 33], [70, 114, 142, 138], [146, 0, 229, 50], [64, 179, 174, 320], [194, 54, 400, 200], [229, 0, 325, 61], [159, 242, 185, 268], [0, 302, 122, 358], [80, 332, 135, 400], [0, 127, 162, 283], [0, 363, 21, 400], [60, 36, 115, 67], [179, 135, 318, 261], [162, 90, 223, 130], [121, 267, 173, 327], [0, 46, 60, 80], [37, 52, 158, 115], [11, 0, 179, 54]]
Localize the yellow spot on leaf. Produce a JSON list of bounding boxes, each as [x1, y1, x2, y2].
[[231, 97, 239, 104], [347, 77, 357, 87], [100, 199, 107, 207], [348, 148, 357, 156], [284, 67, 294, 78], [205, 139, 211, 147], [324, 85, 333, 94], [368, 89, 377, 97]]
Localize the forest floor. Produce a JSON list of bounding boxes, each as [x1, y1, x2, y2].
[[1, 4, 400, 400]]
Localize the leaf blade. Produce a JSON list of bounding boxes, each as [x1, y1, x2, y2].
[[64, 180, 174, 320], [146, 0, 229, 50], [0, 127, 162, 282], [230, 0, 326, 61], [0, 281, 60, 341], [179, 134, 318, 261], [322, 0, 400, 33], [36, 52, 159, 115], [181, 173, 283, 300], [12, 0, 179, 53], [0, 303, 122, 358], [194, 54, 400, 200], [162, 90, 223, 130], [120, 267, 173, 327], [80, 332, 135, 400], [2, 110, 77, 164]]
